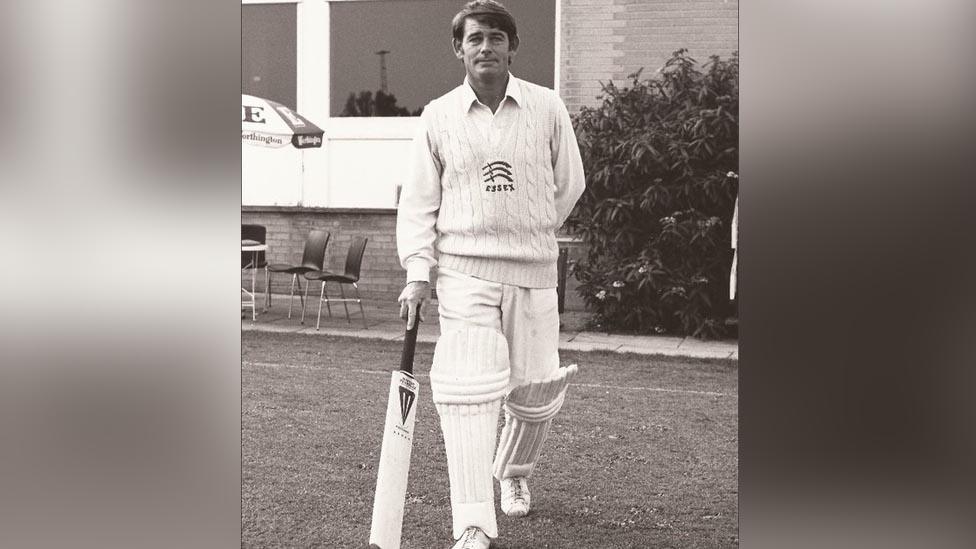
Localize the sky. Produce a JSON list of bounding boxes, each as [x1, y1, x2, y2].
[[329, 0, 555, 115]]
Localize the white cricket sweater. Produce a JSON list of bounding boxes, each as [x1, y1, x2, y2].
[[397, 75, 586, 288]]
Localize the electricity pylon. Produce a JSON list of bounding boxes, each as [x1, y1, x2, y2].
[[375, 50, 390, 93]]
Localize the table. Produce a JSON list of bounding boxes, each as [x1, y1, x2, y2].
[[242, 242, 268, 321]]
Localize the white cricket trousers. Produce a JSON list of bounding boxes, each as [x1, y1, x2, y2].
[[434, 267, 561, 538], [436, 267, 561, 388]]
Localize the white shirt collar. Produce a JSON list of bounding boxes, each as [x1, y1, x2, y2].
[[461, 73, 522, 112]]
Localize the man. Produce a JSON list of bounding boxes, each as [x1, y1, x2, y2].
[[396, 1, 585, 547]]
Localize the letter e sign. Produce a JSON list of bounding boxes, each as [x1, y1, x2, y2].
[[242, 106, 265, 124]]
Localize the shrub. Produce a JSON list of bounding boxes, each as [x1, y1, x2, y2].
[[566, 49, 738, 339]]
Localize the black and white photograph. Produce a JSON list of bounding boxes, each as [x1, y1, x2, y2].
[[6, 1, 976, 548], [242, 1, 738, 547]]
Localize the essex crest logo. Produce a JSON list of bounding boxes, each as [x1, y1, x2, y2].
[[483, 160, 515, 192]]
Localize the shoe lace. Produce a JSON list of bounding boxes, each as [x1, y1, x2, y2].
[[460, 527, 482, 549], [509, 479, 525, 500]]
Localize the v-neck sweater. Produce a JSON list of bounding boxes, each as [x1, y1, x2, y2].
[[397, 75, 586, 288]]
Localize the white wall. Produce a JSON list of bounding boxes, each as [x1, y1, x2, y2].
[[241, 145, 303, 205], [241, 119, 418, 208], [320, 117, 417, 208]]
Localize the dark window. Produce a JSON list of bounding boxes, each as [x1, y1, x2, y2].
[[242, 4, 297, 109], [330, 0, 555, 117]]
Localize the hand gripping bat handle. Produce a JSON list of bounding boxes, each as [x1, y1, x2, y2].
[[399, 319, 419, 375]]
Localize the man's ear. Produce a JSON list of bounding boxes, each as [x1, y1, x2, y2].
[[508, 37, 519, 64], [452, 39, 464, 60]]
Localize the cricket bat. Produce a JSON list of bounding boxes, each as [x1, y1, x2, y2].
[[368, 320, 421, 549]]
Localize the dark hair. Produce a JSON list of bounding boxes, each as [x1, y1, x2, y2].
[[451, 0, 519, 47]]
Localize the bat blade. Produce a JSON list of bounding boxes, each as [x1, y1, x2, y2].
[[368, 319, 421, 549], [368, 370, 419, 549]]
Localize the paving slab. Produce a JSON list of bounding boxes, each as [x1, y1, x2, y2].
[[559, 341, 622, 353], [558, 331, 581, 343], [611, 335, 684, 351], [383, 324, 441, 344], [676, 338, 737, 358], [571, 332, 644, 345], [671, 348, 735, 360], [243, 296, 737, 361], [676, 337, 736, 349], [615, 345, 689, 357], [242, 322, 303, 334]]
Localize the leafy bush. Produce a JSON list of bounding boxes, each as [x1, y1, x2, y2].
[[566, 49, 738, 339]]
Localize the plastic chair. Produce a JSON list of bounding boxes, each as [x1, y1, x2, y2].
[[266, 229, 331, 323], [305, 236, 369, 330], [241, 224, 268, 320], [241, 224, 267, 269]]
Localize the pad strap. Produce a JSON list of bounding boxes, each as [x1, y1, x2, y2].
[[430, 370, 509, 405], [493, 364, 578, 480], [504, 390, 567, 421], [430, 327, 511, 404]]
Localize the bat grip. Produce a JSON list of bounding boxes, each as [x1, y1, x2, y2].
[[399, 319, 420, 374]]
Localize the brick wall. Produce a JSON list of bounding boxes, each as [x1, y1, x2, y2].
[[242, 207, 590, 311], [243, 207, 404, 303], [560, 0, 738, 114]]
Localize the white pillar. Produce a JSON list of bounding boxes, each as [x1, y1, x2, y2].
[[554, 0, 562, 97], [297, 0, 330, 207]]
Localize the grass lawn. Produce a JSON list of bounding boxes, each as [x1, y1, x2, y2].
[[243, 332, 738, 548]]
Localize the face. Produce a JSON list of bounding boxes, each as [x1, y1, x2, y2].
[[454, 18, 517, 80]]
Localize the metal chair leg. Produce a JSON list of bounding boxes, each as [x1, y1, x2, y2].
[[287, 274, 296, 319], [323, 283, 332, 318], [251, 262, 257, 321], [355, 283, 367, 329], [265, 268, 271, 310], [316, 281, 325, 331], [338, 284, 351, 323], [301, 276, 309, 324]]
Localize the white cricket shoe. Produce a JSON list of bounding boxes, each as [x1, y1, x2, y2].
[[499, 476, 531, 517], [450, 526, 490, 549]]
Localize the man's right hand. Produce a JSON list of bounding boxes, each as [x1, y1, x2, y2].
[[397, 281, 430, 330]]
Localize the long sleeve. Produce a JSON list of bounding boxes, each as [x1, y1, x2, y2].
[[550, 97, 586, 228], [396, 113, 442, 283]]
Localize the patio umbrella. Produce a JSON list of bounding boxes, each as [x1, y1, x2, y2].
[[242, 94, 324, 149]]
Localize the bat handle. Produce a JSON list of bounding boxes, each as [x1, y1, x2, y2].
[[399, 318, 420, 375]]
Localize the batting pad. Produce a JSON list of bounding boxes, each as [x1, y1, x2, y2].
[[493, 364, 579, 480], [430, 327, 511, 540]]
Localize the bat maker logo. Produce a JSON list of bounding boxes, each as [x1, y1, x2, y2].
[[483, 160, 515, 192], [398, 386, 416, 425]]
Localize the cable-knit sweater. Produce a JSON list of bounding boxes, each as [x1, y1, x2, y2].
[[396, 75, 585, 288]]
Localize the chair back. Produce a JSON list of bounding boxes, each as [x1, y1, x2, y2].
[[343, 236, 369, 281], [300, 229, 331, 271], [241, 224, 266, 268]]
